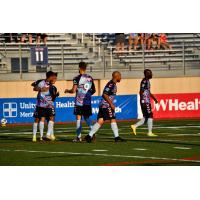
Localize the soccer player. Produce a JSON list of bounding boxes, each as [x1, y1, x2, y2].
[[32, 71, 58, 142], [64, 62, 96, 142], [131, 69, 158, 136], [85, 71, 124, 143]]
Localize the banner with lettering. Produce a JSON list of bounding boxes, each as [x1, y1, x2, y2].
[[151, 93, 200, 118], [0, 95, 137, 124]]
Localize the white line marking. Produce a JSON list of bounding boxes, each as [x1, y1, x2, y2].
[[174, 147, 191, 150], [0, 148, 199, 163], [92, 150, 108, 152], [133, 148, 147, 151]]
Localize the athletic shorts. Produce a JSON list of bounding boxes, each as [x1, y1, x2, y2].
[[73, 105, 92, 117], [33, 106, 55, 118], [140, 102, 153, 118], [97, 107, 116, 121]]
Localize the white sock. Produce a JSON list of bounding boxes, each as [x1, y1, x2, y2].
[[135, 118, 145, 128], [76, 119, 82, 138], [111, 122, 119, 138], [47, 121, 54, 136], [147, 118, 153, 134], [84, 117, 93, 130], [39, 121, 44, 138], [89, 122, 101, 137], [33, 123, 38, 136]]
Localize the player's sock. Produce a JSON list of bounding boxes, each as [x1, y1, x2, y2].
[[39, 121, 44, 138], [147, 118, 153, 134], [89, 122, 101, 137], [33, 122, 38, 136], [84, 117, 93, 130], [135, 118, 145, 128], [76, 119, 82, 138], [47, 121, 54, 136], [111, 122, 119, 138]]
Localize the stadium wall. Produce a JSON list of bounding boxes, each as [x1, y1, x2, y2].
[[0, 77, 200, 98]]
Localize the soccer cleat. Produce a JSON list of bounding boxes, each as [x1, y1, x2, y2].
[[114, 136, 125, 142], [84, 135, 92, 143], [147, 133, 158, 137], [51, 134, 56, 141], [130, 125, 137, 135], [73, 137, 82, 142], [40, 137, 43, 141], [32, 135, 37, 142]]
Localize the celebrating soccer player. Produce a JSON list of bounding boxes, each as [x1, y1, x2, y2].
[[64, 62, 96, 142], [131, 69, 158, 136], [85, 71, 124, 143], [32, 71, 58, 142]]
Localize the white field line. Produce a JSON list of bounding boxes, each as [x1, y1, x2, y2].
[[92, 150, 108, 152], [133, 148, 147, 151], [173, 147, 191, 150], [0, 148, 200, 163]]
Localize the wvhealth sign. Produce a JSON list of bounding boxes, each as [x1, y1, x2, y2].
[[151, 93, 200, 119], [0, 95, 137, 124]]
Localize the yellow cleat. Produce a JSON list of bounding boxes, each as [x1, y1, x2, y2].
[[32, 135, 37, 142], [40, 137, 43, 141], [131, 125, 137, 135], [147, 133, 158, 137], [51, 134, 56, 141]]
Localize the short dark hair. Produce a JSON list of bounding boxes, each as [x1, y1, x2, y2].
[[79, 61, 87, 69], [46, 71, 57, 78], [144, 69, 152, 75]]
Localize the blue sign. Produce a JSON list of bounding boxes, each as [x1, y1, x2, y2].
[[0, 95, 137, 124], [30, 46, 48, 65]]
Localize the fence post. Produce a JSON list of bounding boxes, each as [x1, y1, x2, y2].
[[110, 47, 113, 67], [182, 42, 185, 75], [81, 33, 84, 44], [142, 44, 145, 69], [61, 44, 64, 79], [19, 44, 22, 79], [103, 45, 106, 78]]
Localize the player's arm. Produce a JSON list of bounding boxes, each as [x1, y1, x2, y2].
[[150, 93, 158, 104], [64, 77, 78, 94], [90, 79, 96, 95], [64, 84, 77, 94], [102, 84, 115, 110], [102, 93, 115, 111]]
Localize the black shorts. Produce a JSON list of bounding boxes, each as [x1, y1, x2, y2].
[[97, 107, 116, 121], [33, 107, 55, 119], [73, 105, 92, 117], [140, 102, 153, 118]]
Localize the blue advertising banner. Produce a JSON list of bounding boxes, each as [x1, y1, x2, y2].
[[0, 95, 137, 124]]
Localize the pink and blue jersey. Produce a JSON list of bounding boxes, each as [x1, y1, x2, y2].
[[36, 80, 54, 108], [99, 80, 117, 108], [140, 78, 151, 104], [73, 74, 95, 106]]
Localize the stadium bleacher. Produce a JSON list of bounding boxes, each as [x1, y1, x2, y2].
[[0, 33, 200, 80]]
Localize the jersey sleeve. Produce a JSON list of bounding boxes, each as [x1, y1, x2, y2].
[[37, 80, 45, 89], [103, 82, 113, 95], [140, 80, 147, 92], [73, 76, 79, 85]]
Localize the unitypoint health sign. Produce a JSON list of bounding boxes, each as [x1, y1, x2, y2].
[[0, 95, 137, 124], [151, 93, 200, 119]]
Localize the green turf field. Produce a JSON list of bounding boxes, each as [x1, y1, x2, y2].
[[0, 119, 200, 166]]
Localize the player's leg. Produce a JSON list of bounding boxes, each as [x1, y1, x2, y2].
[[73, 115, 82, 142], [46, 117, 55, 140], [131, 103, 146, 135], [39, 117, 45, 140], [110, 119, 124, 142], [85, 118, 104, 143], [146, 104, 157, 137], [83, 105, 93, 130], [32, 118, 39, 142]]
